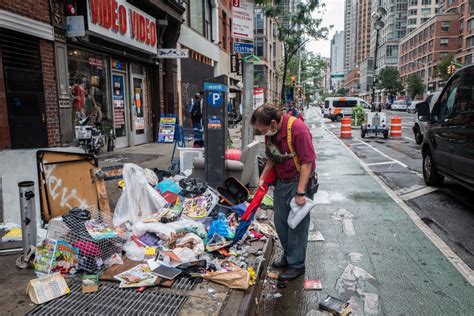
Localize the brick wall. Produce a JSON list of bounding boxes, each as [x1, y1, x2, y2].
[[40, 40, 61, 147], [0, 51, 11, 149], [0, 0, 50, 24]]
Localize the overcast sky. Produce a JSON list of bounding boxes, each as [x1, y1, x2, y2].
[[306, 0, 345, 58]]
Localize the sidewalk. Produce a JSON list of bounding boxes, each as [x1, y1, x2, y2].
[[267, 124, 474, 315]]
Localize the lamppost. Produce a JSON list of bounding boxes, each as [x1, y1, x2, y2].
[[371, 7, 386, 107]]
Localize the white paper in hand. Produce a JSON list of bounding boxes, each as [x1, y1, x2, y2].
[[288, 197, 316, 229]]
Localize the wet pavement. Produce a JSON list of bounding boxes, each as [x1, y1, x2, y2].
[[266, 123, 474, 315], [326, 110, 474, 269]]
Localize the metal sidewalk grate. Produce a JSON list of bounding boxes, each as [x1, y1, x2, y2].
[[171, 277, 196, 291], [27, 281, 188, 316]]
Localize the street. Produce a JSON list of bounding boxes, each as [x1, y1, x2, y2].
[[326, 110, 474, 269], [265, 122, 474, 315]]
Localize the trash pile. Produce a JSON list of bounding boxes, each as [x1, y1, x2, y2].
[[30, 163, 277, 304]]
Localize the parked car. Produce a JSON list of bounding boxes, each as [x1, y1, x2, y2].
[[324, 97, 371, 122], [412, 92, 441, 144], [407, 100, 423, 113], [417, 65, 474, 190], [391, 100, 408, 111]]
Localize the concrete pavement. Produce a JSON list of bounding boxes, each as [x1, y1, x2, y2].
[[269, 123, 474, 315]]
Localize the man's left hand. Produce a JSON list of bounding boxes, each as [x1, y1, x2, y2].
[[295, 195, 306, 206]]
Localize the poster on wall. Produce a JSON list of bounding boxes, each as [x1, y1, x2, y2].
[[158, 116, 177, 143], [112, 75, 126, 137], [232, 0, 254, 41]]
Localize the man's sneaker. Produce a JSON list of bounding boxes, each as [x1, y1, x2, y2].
[[271, 258, 289, 269], [278, 267, 305, 281]]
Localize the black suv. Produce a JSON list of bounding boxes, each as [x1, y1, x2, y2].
[[417, 65, 474, 190]]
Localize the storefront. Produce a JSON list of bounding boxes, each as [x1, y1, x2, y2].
[[52, 0, 184, 149]]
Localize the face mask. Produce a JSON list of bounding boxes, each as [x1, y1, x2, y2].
[[264, 122, 278, 136]]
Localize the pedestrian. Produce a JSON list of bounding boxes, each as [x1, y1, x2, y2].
[[191, 92, 204, 148], [251, 104, 318, 281]]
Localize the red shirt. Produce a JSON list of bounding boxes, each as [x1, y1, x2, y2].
[[267, 114, 316, 180]]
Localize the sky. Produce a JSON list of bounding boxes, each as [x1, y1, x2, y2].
[[306, 0, 345, 58]]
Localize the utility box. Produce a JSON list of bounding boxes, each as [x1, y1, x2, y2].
[[203, 75, 228, 188]]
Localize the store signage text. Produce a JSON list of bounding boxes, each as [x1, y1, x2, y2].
[[87, 0, 157, 54]]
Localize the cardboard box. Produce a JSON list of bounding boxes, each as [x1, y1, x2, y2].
[[26, 273, 70, 304]]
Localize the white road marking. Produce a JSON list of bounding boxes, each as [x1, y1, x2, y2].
[[399, 186, 439, 201], [325, 127, 474, 286], [350, 142, 366, 146], [395, 184, 426, 195], [402, 123, 413, 127], [404, 136, 416, 142], [367, 161, 398, 166], [353, 137, 408, 168]]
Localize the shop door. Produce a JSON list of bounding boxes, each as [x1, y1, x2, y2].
[[131, 74, 147, 145], [112, 72, 129, 148], [1, 31, 48, 148]]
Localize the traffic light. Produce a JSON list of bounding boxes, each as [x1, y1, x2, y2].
[[291, 76, 296, 86]]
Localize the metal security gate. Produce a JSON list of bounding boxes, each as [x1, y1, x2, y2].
[[0, 29, 48, 148], [27, 278, 195, 316]]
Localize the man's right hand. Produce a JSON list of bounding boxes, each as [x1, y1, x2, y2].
[[258, 178, 266, 190]]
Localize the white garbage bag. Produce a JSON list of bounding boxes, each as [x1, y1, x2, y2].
[[113, 163, 168, 226], [288, 197, 316, 229]]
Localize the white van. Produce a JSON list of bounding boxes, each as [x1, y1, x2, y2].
[[324, 97, 371, 122]]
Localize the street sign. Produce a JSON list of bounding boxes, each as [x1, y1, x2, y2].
[[253, 88, 264, 109], [238, 59, 243, 75], [231, 54, 240, 73], [232, 0, 254, 41], [207, 91, 224, 107], [233, 42, 254, 54], [157, 49, 189, 59]]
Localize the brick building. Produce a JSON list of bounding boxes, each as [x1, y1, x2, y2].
[[444, 0, 474, 65], [399, 13, 461, 95], [0, 0, 60, 149]]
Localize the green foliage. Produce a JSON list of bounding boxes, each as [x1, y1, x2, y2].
[[261, 0, 331, 101], [378, 67, 404, 97], [352, 104, 365, 127], [435, 54, 456, 82], [336, 87, 348, 97], [406, 74, 424, 100]]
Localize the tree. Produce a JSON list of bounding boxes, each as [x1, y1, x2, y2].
[[435, 54, 456, 82], [378, 67, 404, 97], [336, 87, 348, 97], [406, 74, 424, 100], [261, 0, 330, 102]]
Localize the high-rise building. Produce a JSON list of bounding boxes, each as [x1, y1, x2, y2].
[[370, 0, 408, 102], [407, 0, 443, 34], [444, 0, 474, 65], [330, 31, 345, 91], [344, 0, 355, 74]]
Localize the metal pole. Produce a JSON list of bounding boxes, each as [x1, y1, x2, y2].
[[371, 28, 380, 106], [241, 61, 254, 150], [18, 181, 36, 255]]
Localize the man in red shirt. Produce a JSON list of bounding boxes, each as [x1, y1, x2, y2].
[[251, 104, 317, 281]]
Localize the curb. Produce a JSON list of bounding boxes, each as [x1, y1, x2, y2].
[[220, 238, 274, 316]]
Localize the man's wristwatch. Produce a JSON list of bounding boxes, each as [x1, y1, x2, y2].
[[296, 192, 305, 197]]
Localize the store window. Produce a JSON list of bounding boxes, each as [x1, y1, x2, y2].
[[68, 48, 109, 130]]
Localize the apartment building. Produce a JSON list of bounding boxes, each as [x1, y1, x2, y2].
[[399, 13, 460, 94], [444, 0, 474, 65], [407, 0, 443, 34], [254, 5, 284, 103]]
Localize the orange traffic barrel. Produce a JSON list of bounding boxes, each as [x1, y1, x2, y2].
[[340, 116, 352, 138], [390, 116, 402, 138], [225, 149, 241, 161]]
